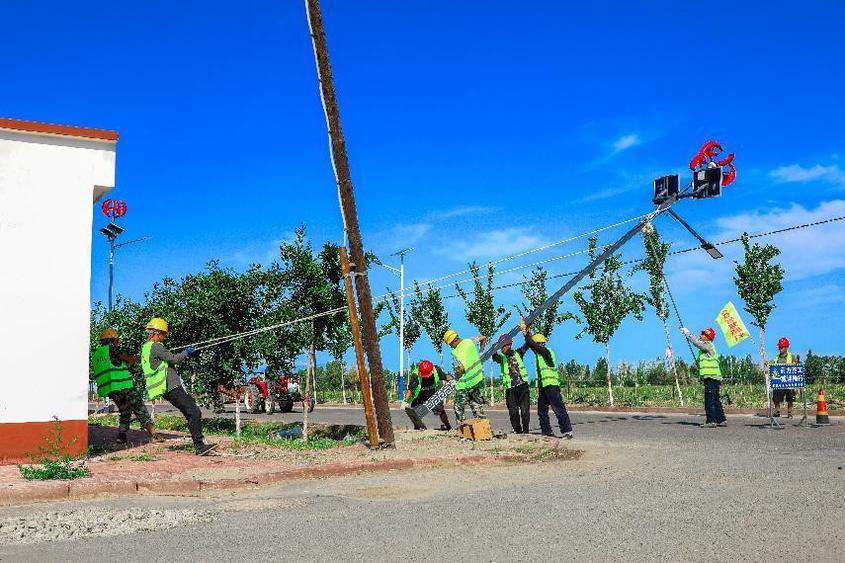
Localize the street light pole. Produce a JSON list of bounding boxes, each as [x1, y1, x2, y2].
[[383, 248, 412, 402]]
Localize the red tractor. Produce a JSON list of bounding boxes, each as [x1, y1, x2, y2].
[[243, 373, 314, 414]]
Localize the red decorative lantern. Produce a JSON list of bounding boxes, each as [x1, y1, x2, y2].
[[101, 199, 127, 219]]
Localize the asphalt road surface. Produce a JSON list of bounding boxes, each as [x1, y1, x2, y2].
[[6, 408, 844, 562]]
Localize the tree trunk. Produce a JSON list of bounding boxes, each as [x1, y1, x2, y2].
[[605, 342, 614, 407], [340, 357, 347, 404], [234, 384, 242, 438], [303, 345, 314, 442], [663, 320, 684, 406], [761, 327, 770, 411]]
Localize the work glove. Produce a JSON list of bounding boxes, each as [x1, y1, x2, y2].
[[185, 346, 196, 356], [400, 401, 410, 410], [680, 327, 690, 336]]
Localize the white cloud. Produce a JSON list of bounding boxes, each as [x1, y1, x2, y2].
[[436, 205, 496, 220], [611, 133, 641, 153], [769, 164, 845, 186], [436, 228, 549, 262], [575, 185, 637, 203], [386, 223, 431, 246]]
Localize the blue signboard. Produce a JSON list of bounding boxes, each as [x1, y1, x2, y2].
[[770, 364, 805, 389]]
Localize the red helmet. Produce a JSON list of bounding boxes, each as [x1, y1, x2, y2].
[[418, 360, 434, 377], [498, 334, 513, 347], [778, 337, 790, 349], [701, 327, 716, 341]]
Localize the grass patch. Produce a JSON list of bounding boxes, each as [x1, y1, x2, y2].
[[18, 418, 90, 481], [110, 452, 160, 462]]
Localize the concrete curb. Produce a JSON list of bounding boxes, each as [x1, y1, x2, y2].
[[1, 453, 524, 508]]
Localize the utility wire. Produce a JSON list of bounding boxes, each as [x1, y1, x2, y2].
[[180, 213, 845, 351]]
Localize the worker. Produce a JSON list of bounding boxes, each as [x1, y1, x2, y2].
[[141, 318, 216, 455], [92, 328, 158, 445], [443, 329, 487, 423], [772, 337, 799, 418], [681, 326, 726, 427], [520, 322, 573, 439], [491, 333, 531, 433], [402, 360, 452, 431]]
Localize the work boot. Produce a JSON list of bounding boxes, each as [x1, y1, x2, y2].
[[773, 410, 781, 418], [439, 424, 452, 431], [787, 411, 793, 419], [562, 431, 574, 439], [145, 423, 164, 443], [717, 421, 728, 427], [195, 443, 218, 456], [114, 432, 129, 446]]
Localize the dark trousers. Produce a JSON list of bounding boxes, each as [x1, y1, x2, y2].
[[110, 388, 152, 434], [537, 385, 572, 434], [703, 378, 726, 424], [164, 386, 205, 446], [505, 383, 530, 433]]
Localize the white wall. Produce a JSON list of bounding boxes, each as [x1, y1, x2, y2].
[[0, 129, 116, 423]]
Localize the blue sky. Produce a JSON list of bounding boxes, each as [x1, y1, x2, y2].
[[3, 0, 844, 371]]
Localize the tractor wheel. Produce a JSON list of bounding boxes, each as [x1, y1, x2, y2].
[[279, 396, 294, 413]]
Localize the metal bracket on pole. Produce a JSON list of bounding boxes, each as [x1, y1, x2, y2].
[[666, 208, 723, 259]]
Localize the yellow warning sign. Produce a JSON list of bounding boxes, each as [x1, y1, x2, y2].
[[715, 301, 751, 347]]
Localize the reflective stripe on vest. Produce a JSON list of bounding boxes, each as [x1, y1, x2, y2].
[[410, 364, 441, 401], [771, 352, 794, 365], [535, 347, 560, 388], [697, 345, 722, 380], [92, 345, 133, 398], [141, 341, 169, 400], [452, 339, 484, 390], [499, 351, 528, 389]]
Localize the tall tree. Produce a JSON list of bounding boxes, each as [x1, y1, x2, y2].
[[411, 282, 450, 366], [635, 227, 684, 405], [519, 266, 579, 337], [573, 237, 646, 406], [734, 233, 784, 407], [455, 262, 512, 402]]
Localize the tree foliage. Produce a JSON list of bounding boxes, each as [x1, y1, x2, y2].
[[733, 233, 784, 330], [573, 237, 647, 345], [519, 266, 578, 337], [635, 227, 671, 322], [411, 282, 450, 357], [455, 262, 511, 339]]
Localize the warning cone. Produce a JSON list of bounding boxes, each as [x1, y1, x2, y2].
[[816, 389, 830, 425]]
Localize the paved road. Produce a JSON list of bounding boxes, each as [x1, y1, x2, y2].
[[6, 409, 844, 561]]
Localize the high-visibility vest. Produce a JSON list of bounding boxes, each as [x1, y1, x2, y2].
[[410, 363, 441, 401], [771, 352, 794, 365], [141, 341, 169, 400], [697, 345, 722, 380], [91, 345, 134, 398], [452, 339, 484, 390], [498, 351, 528, 389], [535, 347, 560, 388]]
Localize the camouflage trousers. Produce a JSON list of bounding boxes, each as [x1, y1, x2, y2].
[[109, 388, 153, 434], [454, 385, 485, 422]]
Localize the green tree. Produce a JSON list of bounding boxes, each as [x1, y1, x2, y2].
[[383, 289, 422, 366], [456, 262, 512, 402], [635, 226, 684, 405], [411, 282, 450, 366], [733, 233, 785, 405], [519, 266, 579, 337], [573, 237, 646, 406]]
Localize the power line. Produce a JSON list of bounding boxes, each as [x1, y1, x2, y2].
[[180, 213, 845, 350]]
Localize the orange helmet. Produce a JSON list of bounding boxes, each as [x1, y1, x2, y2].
[[418, 360, 434, 378], [701, 327, 716, 341], [778, 337, 790, 349]]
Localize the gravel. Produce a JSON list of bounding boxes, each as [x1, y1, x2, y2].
[[0, 509, 215, 545]]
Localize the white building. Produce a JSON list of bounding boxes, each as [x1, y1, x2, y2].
[[0, 117, 118, 463]]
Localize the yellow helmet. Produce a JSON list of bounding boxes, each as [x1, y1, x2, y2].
[[99, 328, 119, 340], [531, 333, 547, 343], [443, 329, 458, 345], [145, 317, 169, 333]]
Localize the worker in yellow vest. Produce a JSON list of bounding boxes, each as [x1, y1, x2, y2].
[[682, 326, 727, 427], [443, 329, 487, 422], [772, 337, 799, 418], [141, 318, 216, 455], [491, 333, 531, 433], [92, 328, 158, 445], [520, 322, 573, 438]]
